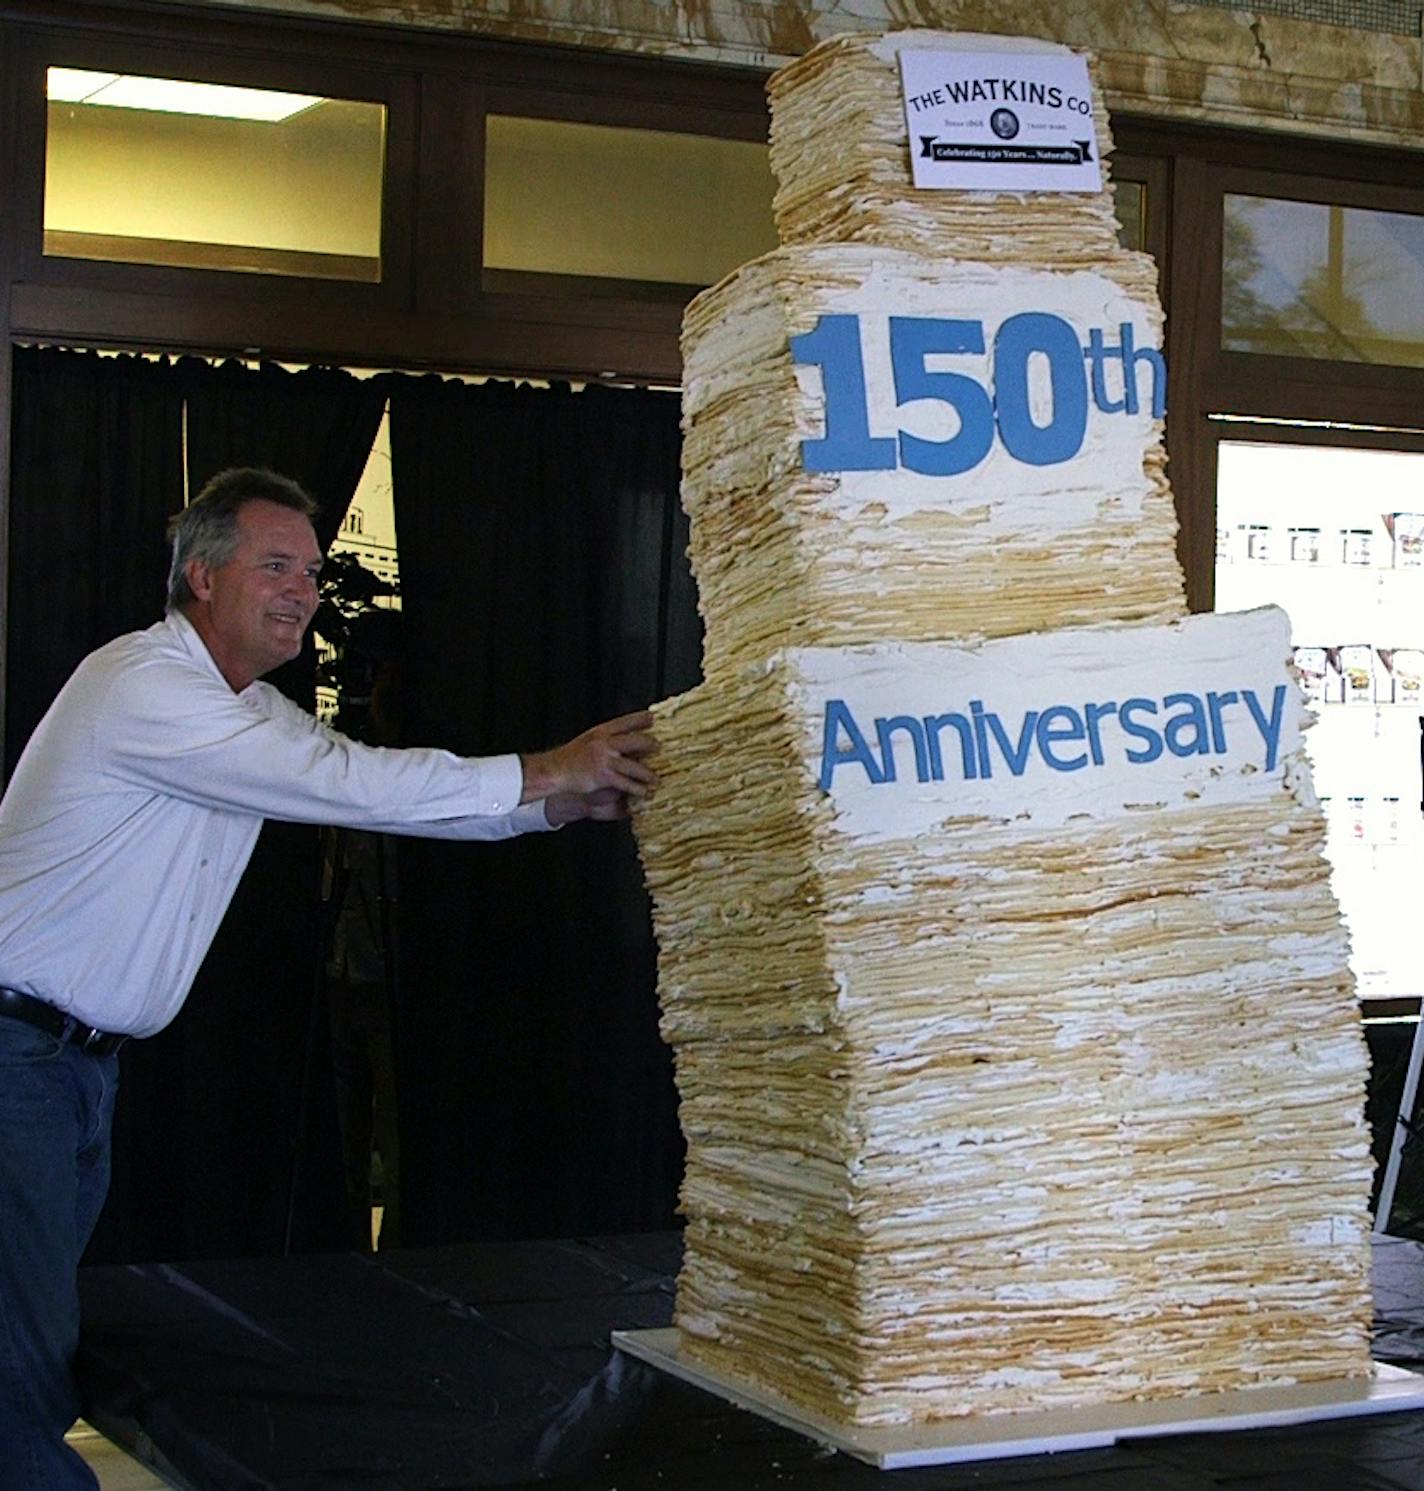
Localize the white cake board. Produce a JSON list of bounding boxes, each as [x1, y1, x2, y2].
[[612, 1328, 1424, 1471]]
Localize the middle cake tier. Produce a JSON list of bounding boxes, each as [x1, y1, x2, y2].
[[682, 244, 1186, 683]]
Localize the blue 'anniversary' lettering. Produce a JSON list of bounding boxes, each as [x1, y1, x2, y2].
[[818, 684, 1287, 791]]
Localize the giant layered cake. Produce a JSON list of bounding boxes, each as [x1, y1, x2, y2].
[[634, 30, 1373, 1428]]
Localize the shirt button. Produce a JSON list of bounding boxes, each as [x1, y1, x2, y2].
[[492, 800, 502, 811]]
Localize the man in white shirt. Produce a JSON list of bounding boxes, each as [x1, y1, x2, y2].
[[0, 467, 656, 1491]]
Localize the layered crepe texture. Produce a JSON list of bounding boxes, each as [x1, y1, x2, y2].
[[634, 28, 1372, 1428]]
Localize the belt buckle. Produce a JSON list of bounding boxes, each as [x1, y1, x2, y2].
[[80, 1025, 111, 1054]]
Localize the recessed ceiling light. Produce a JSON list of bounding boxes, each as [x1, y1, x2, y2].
[[46, 68, 118, 103], [46, 67, 322, 122]]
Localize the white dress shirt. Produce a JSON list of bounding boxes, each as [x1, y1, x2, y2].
[[0, 610, 553, 1036]]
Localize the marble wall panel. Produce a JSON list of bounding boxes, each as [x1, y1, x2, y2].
[[151, 0, 1424, 150]]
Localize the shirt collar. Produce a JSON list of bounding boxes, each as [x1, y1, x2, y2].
[[163, 607, 251, 695]]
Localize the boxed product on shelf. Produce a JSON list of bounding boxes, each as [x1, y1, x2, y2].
[[1346, 795, 1368, 841], [1292, 646, 1331, 704], [1340, 527, 1375, 566], [1337, 643, 1379, 704], [1237, 521, 1273, 562], [1287, 525, 1321, 564], [1386, 512, 1424, 568], [1321, 648, 1347, 704], [1379, 648, 1424, 707]]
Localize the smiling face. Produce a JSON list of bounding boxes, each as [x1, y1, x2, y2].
[[183, 498, 324, 692]]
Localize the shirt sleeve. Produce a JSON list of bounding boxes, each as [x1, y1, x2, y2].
[[93, 654, 557, 841]]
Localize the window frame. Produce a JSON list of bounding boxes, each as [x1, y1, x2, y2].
[[11, 30, 417, 312], [1111, 150, 1170, 302], [1110, 117, 1424, 614], [1207, 165, 1424, 423], [1, 0, 771, 383]]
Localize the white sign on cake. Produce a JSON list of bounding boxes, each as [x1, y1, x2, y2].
[[899, 48, 1103, 192], [794, 607, 1306, 839]]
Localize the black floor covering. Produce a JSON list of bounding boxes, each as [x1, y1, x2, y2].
[[77, 1232, 1424, 1491]]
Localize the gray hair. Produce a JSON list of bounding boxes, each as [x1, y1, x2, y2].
[[167, 468, 319, 610]]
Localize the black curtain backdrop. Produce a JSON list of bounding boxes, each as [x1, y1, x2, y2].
[[388, 377, 701, 1245], [4, 347, 190, 1263], [123, 359, 390, 1260], [4, 353, 382, 1262], [5, 347, 184, 774], [6, 352, 697, 1258], [181, 359, 386, 553]]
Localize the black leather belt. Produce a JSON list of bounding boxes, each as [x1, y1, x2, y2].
[[0, 986, 128, 1056]]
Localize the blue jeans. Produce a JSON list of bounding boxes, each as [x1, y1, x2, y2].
[[0, 1017, 118, 1491]]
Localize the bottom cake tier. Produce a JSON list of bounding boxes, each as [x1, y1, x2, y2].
[[634, 611, 1374, 1427]]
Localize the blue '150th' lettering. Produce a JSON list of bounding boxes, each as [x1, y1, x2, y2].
[[791, 313, 1166, 477], [818, 685, 1287, 793]]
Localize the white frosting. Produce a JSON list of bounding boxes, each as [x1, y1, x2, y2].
[[684, 247, 1165, 530], [783, 607, 1303, 842], [820, 257, 1162, 526], [1293, 1217, 1367, 1247]]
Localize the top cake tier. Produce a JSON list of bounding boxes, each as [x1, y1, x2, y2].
[[770, 30, 1126, 264], [679, 30, 1188, 680]]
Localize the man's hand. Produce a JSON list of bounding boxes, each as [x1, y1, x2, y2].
[[543, 788, 630, 826], [520, 710, 657, 804]]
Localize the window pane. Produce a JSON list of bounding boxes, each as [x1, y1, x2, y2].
[[483, 116, 777, 288], [1113, 178, 1144, 252], [317, 406, 400, 730], [1223, 193, 1424, 368], [1215, 439, 1424, 999], [45, 69, 386, 281]]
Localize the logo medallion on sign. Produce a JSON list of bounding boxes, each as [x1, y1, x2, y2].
[[990, 108, 1019, 140]]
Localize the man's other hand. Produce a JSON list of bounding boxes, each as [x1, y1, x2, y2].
[[519, 710, 657, 804], [543, 788, 630, 826]]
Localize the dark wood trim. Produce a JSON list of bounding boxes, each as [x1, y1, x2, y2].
[[8, 34, 48, 309], [1206, 359, 1424, 428], [1165, 154, 1219, 613], [1212, 161, 1424, 218], [1201, 161, 1424, 423], [15, 15, 399, 104], [1114, 112, 1424, 191], [42, 231, 380, 283], [1211, 346, 1424, 397], [3, 5, 1421, 522], [1361, 997, 1423, 1020], [481, 268, 702, 306], [411, 73, 484, 317], [1111, 150, 1171, 306], [1142, 123, 1424, 614], [482, 82, 769, 141], [1205, 418, 1424, 454], [9, 282, 686, 383], [0, 0, 771, 132]]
